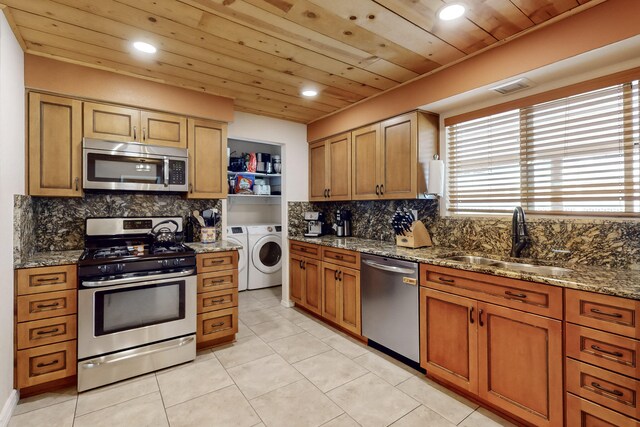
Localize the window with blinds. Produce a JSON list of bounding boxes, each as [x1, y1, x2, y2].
[[447, 80, 640, 216]]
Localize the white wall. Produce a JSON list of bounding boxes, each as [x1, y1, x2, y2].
[[228, 112, 307, 305], [0, 12, 24, 424]]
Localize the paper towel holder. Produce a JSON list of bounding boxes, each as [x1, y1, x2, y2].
[[422, 154, 444, 198]]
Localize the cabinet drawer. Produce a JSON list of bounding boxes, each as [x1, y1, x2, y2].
[[197, 308, 238, 342], [197, 251, 237, 273], [566, 393, 639, 427], [16, 265, 77, 295], [289, 241, 321, 259], [566, 323, 640, 378], [197, 289, 237, 313], [198, 270, 237, 293], [16, 341, 77, 389], [566, 289, 640, 339], [566, 358, 640, 419], [421, 265, 562, 319], [17, 290, 77, 322], [322, 247, 360, 269], [17, 315, 77, 350]]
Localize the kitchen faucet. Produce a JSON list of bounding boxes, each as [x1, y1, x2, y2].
[[511, 206, 530, 258]]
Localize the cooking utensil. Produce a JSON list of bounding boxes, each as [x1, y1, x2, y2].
[[193, 210, 206, 227], [202, 209, 214, 226]]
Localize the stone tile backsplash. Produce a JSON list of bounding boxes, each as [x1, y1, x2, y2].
[[288, 201, 639, 269], [15, 193, 222, 255]]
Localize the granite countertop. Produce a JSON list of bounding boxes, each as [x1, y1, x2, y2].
[[14, 240, 242, 269], [14, 250, 84, 269], [290, 235, 640, 300], [186, 241, 243, 253]]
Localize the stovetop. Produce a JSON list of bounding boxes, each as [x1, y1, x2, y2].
[[83, 243, 193, 261]]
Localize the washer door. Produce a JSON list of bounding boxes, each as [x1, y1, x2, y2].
[[227, 236, 246, 273], [252, 235, 282, 274]]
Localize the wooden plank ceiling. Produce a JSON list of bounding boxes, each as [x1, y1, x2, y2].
[[1, 0, 596, 123]]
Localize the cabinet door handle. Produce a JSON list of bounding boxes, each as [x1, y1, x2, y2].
[[299, 260, 303, 269], [36, 302, 60, 309], [590, 308, 623, 318], [302, 261, 306, 270], [133, 126, 137, 140], [142, 127, 147, 141], [36, 328, 60, 335], [327, 188, 331, 198], [36, 359, 59, 368], [438, 277, 455, 283], [334, 270, 338, 281], [590, 382, 624, 397], [469, 307, 475, 324], [591, 345, 623, 358], [375, 185, 379, 195], [338, 271, 343, 281], [36, 277, 59, 283], [380, 184, 384, 195], [505, 290, 527, 299], [74, 177, 80, 191], [478, 309, 484, 327], [189, 183, 193, 193]]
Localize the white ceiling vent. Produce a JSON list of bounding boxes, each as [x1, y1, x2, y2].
[[491, 78, 534, 95]]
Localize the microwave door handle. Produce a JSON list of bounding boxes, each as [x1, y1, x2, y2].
[[163, 157, 170, 187]]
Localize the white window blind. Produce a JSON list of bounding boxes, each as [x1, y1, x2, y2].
[[447, 81, 640, 216]]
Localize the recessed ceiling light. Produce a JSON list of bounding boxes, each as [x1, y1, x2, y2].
[[438, 4, 465, 21], [301, 89, 318, 97], [133, 41, 157, 54]]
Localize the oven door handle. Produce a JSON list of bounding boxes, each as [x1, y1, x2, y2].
[[163, 157, 170, 187], [80, 335, 195, 369], [81, 269, 195, 288]]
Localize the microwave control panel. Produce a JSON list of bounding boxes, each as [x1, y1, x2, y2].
[[168, 160, 186, 185]]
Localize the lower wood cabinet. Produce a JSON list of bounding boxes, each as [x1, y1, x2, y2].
[[196, 251, 238, 348], [420, 277, 563, 427], [14, 264, 78, 391], [322, 262, 361, 335], [567, 394, 640, 427], [289, 253, 322, 314]]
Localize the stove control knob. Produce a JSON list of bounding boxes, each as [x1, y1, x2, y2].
[[97, 265, 107, 273], [173, 259, 180, 266], [115, 263, 125, 272], [161, 259, 169, 267]]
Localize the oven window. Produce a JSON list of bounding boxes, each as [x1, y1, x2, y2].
[[87, 153, 164, 184], [94, 282, 185, 335]]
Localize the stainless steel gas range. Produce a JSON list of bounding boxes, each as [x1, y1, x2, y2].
[[76, 217, 196, 392]]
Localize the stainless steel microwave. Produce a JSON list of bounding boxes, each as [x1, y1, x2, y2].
[[83, 138, 188, 192]]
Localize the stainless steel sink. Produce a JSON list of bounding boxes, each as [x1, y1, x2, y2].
[[443, 256, 572, 276], [443, 256, 502, 265]]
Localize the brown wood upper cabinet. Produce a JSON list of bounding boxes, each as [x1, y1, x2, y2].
[[351, 111, 438, 200], [84, 102, 187, 148], [28, 93, 83, 197], [187, 118, 227, 199], [309, 132, 351, 201]]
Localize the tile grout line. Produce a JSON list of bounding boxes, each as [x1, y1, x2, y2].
[[153, 374, 172, 426]]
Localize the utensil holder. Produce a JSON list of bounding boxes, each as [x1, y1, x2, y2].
[[200, 227, 217, 243], [396, 221, 432, 248]]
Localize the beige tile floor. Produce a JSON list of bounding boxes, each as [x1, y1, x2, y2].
[[9, 286, 516, 427]]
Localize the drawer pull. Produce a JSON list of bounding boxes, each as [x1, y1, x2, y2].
[[36, 328, 60, 335], [36, 302, 60, 309], [209, 259, 225, 264], [208, 298, 226, 304], [505, 291, 527, 299], [212, 279, 225, 284], [211, 322, 225, 328], [590, 382, 624, 397], [35, 277, 60, 283], [36, 359, 59, 368], [591, 345, 623, 358], [334, 254, 343, 260], [438, 277, 455, 283], [590, 308, 623, 318]]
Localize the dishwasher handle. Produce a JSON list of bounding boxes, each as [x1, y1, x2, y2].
[[362, 259, 416, 275]]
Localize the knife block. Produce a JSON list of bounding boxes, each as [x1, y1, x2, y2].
[[396, 221, 433, 248]]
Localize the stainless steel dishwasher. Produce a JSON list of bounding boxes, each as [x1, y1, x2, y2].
[[361, 253, 420, 365]]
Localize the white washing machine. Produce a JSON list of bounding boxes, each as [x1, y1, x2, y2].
[[226, 226, 248, 291], [247, 224, 282, 290]]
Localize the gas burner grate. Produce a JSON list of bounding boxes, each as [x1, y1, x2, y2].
[[92, 246, 137, 259], [151, 244, 189, 255]]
